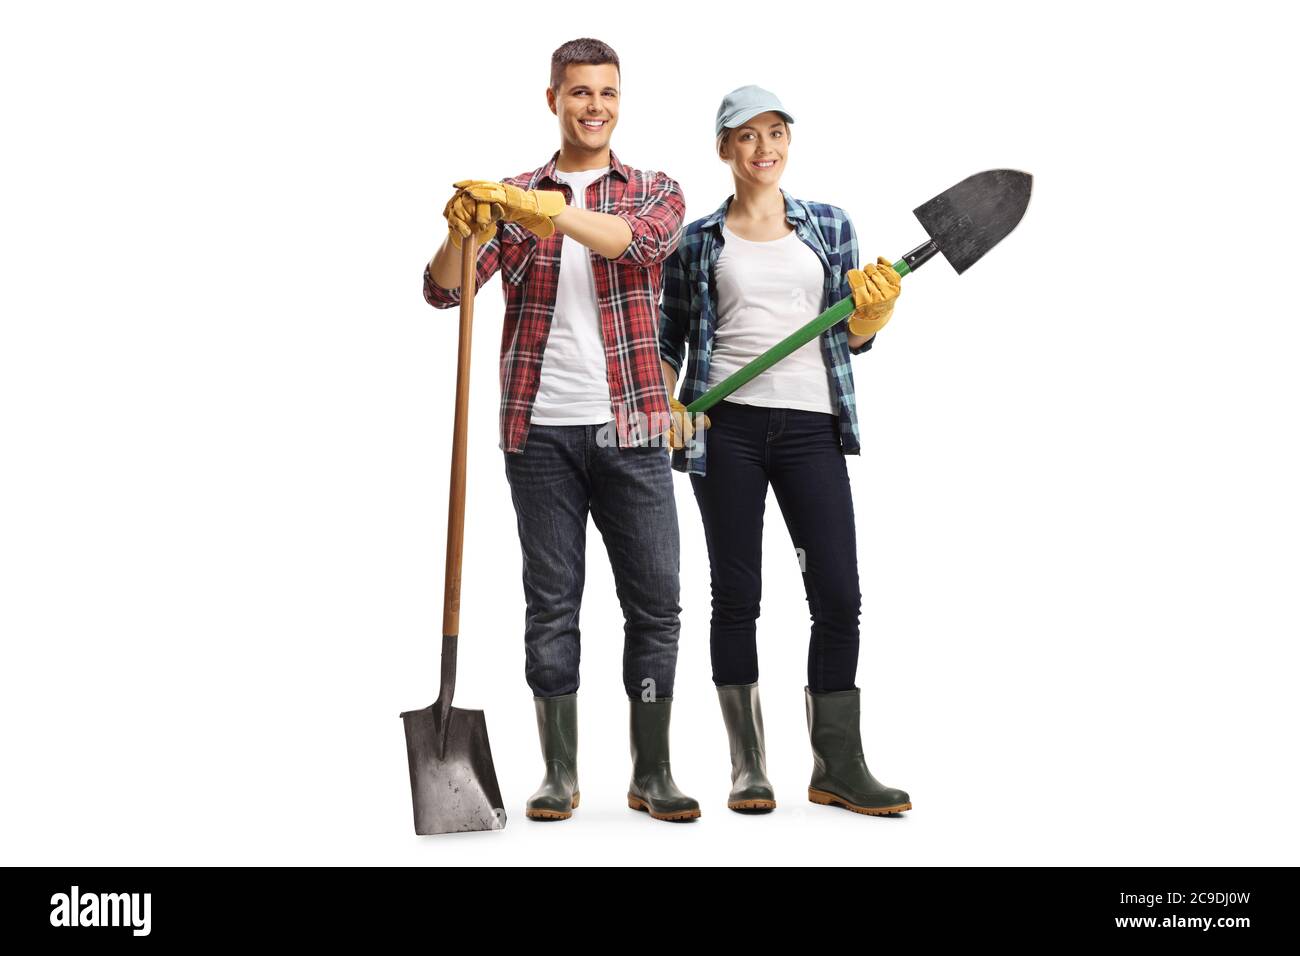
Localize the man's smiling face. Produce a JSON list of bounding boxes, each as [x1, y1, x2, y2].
[[547, 62, 620, 156]]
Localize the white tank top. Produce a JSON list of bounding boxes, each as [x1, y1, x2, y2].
[[706, 223, 835, 414]]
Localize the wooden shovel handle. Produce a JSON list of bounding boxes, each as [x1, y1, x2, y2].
[[442, 232, 475, 637]]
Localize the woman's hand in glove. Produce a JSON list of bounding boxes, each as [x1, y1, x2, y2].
[[667, 396, 710, 452], [846, 256, 902, 337]]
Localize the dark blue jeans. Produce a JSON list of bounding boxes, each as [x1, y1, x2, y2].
[[503, 421, 681, 700], [689, 401, 862, 693]]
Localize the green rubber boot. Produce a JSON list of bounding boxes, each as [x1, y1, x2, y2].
[[805, 686, 912, 815], [627, 697, 701, 822], [525, 693, 580, 821], [717, 682, 776, 812]]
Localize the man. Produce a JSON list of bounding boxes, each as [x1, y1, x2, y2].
[[423, 38, 706, 823]]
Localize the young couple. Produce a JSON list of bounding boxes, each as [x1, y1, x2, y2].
[[424, 38, 910, 823]]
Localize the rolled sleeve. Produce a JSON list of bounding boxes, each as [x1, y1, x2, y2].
[[423, 261, 461, 309], [421, 236, 504, 310], [613, 172, 686, 268]]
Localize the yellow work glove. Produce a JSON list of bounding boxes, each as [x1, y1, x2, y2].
[[667, 396, 710, 451], [453, 179, 567, 240], [443, 189, 502, 251], [846, 256, 903, 337]]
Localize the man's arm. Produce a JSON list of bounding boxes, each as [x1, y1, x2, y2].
[[551, 169, 687, 264], [552, 206, 634, 260], [427, 233, 465, 290], [422, 225, 505, 309], [610, 171, 687, 268]]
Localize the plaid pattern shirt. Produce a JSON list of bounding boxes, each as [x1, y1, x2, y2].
[[423, 150, 685, 453], [658, 189, 875, 478]]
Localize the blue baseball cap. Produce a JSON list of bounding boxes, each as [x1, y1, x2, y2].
[[715, 85, 794, 138]]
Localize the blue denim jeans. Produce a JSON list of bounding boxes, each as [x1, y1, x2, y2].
[[503, 421, 682, 700], [689, 401, 862, 693]]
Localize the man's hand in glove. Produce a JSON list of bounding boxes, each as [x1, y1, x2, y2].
[[443, 188, 503, 250], [846, 256, 903, 337], [667, 396, 710, 452], [453, 179, 567, 240]]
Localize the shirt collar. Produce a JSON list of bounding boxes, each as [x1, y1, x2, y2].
[[536, 148, 629, 187], [702, 188, 808, 231]]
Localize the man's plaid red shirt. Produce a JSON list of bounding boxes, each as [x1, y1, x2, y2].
[[423, 150, 686, 453]]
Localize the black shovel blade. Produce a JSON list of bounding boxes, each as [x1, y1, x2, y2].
[[913, 169, 1032, 275], [400, 701, 506, 835]]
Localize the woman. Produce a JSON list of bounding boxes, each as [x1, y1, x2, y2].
[[658, 85, 911, 816]]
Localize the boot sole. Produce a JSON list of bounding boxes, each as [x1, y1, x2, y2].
[[728, 798, 776, 812], [526, 791, 580, 821], [627, 793, 701, 821], [808, 787, 911, 815]]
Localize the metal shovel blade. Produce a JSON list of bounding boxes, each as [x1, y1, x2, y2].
[[913, 169, 1032, 275], [400, 632, 506, 836], [400, 698, 506, 836]]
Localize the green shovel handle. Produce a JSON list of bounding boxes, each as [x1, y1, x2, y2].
[[684, 258, 907, 416]]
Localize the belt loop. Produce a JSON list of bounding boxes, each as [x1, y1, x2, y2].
[[766, 407, 782, 442]]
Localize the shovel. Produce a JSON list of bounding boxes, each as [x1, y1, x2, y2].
[[685, 169, 1033, 416], [400, 229, 507, 835]]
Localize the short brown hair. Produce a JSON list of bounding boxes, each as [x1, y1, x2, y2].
[[550, 38, 620, 92]]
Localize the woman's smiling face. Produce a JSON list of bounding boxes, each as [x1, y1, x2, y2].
[[719, 111, 790, 186]]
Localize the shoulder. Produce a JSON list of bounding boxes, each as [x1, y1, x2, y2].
[[624, 165, 681, 188], [799, 199, 852, 229], [683, 214, 714, 239], [621, 167, 685, 210], [670, 214, 715, 261], [797, 199, 856, 251], [504, 168, 540, 189]]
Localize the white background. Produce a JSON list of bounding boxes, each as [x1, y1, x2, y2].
[[3, 0, 1297, 866]]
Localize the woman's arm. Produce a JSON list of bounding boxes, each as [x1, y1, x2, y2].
[[657, 243, 692, 380], [839, 215, 877, 354], [661, 360, 678, 398]]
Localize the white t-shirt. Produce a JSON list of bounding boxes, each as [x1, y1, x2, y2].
[[706, 223, 836, 414], [529, 165, 615, 425]]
